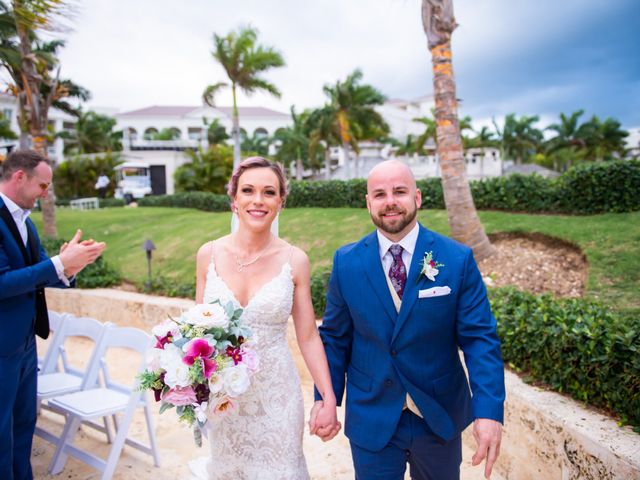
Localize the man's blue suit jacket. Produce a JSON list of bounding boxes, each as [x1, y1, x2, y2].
[[0, 197, 67, 356], [319, 224, 505, 451]]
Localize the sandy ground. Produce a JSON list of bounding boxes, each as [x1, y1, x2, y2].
[[32, 334, 502, 480]]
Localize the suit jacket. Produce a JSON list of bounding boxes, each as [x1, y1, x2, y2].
[[319, 224, 505, 451], [0, 197, 68, 356]]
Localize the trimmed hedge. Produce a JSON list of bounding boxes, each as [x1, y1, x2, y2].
[[55, 198, 125, 208], [137, 160, 639, 215], [137, 192, 230, 212], [490, 288, 640, 430], [41, 237, 122, 288], [555, 160, 640, 214]]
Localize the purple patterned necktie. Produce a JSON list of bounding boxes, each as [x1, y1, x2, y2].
[[388, 244, 406, 300]]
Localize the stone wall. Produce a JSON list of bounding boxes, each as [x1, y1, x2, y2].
[[46, 288, 640, 480]]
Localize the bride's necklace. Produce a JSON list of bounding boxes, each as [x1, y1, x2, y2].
[[233, 235, 274, 272]]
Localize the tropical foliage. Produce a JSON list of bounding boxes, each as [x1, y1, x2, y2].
[[59, 110, 122, 154], [174, 144, 234, 194], [54, 152, 121, 199], [203, 25, 285, 167]]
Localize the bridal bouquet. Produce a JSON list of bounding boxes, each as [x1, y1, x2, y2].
[[139, 300, 259, 445]]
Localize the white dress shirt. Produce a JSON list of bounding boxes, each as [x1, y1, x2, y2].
[[376, 222, 420, 277], [0, 192, 69, 285]]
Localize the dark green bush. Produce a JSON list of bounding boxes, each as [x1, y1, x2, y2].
[[41, 237, 122, 288], [490, 287, 640, 430], [136, 160, 639, 214], [138, 192, 230, 211], [471, 174, 560, 212], [310, 268, 331, 317], [556, 160, 640, 214], [140, 275, 196, 299], [99, 198, 125, 208]]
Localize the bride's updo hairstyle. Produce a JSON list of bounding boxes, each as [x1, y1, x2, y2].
[[227, 156, 289, 206]]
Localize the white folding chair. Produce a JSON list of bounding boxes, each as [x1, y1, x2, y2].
[[35, 314, 113, 444], [38, 310, 68, 371], [48, 325, 160, 479]]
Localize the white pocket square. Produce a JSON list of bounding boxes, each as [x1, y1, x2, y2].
[[418, 286, 451, 298]]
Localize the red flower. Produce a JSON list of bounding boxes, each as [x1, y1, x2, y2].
[[226, 345, 243, 365]]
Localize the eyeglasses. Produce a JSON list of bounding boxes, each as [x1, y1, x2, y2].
[[33, 177, 51, 191]]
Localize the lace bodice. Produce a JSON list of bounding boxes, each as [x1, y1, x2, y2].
[[191, 257, 310, 480]]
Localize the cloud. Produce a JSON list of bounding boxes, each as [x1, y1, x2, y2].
[[53, 0, 639, 128]]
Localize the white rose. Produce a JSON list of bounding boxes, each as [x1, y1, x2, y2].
[[208, 374, 224, 395], [145, 347, 162, 371], [185, 304, 229, 329], [222, 364, 251, 397], [160, 344, 191, 388]]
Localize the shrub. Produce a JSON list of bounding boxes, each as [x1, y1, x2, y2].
[[140, 275, 195, 299], [53, 152, 122, 199], [174, 145, 234, 194], [490, 287, 640, 430], [471, 174, 560, 212], [556, 160, 640, 214], [41, 237, 122, 288], [138, 192, 230, 211], [310, 268, 331, 318]]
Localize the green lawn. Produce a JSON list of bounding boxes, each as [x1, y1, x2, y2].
[[32, 207, 640, 315]]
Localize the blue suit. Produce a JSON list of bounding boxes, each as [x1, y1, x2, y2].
[[0, 197, 69, 480], [319, 224, 505, 478]]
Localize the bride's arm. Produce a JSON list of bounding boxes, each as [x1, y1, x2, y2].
[[290, 248, 339, 429], [195, 242, 212, 304]]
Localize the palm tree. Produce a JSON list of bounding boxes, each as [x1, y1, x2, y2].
[[422, 0, 495, 260], [321, 69, 387, 179], [202, 25, 285, 168], [0, 1, 89, 237], [240, 131, 271, 157], [495, 114, 543, 165], [544, 110, 589, 169], [307, 105, 341, 180], [60, 110, 121, 154], [273, 106, 311, 180], [413, 114, 437, 154], [581, 115, 629, 162], [205, 118, 230, 145]]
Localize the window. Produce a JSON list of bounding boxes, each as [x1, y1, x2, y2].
[[2, 108, 12, 120]]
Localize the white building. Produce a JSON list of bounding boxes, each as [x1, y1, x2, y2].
[[114, 105, 290, 194], [0, 92, 75, 163]]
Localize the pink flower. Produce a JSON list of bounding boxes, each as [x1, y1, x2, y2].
[[162, 386, 197, 406], [240, 343, 260, 373], [210, 396, 236, 417], [183, 338, 217, 379]]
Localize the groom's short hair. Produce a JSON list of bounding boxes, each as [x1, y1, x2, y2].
[[1, 149, 49, 182], [227, 156, 289, 205]]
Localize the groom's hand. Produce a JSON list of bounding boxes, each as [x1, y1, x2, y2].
[[309, 400, 341, 442], [471, 418, 502, 479]]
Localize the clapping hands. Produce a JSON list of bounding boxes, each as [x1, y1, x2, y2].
[[308, 400, 341, 442], [59, 229, 106, 277]]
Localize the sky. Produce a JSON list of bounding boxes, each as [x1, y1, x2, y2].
[[50, 0, 640, 129]]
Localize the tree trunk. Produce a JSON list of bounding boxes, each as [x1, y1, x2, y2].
[[296, 158, 303, 180], [341, 141, 351, 179], [32, 132, 57, 238], [232, 85, 241, 168], [325, 148, 331, 180], [430, 40, 495, 261]]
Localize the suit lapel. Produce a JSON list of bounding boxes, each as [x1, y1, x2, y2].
[[361, 231, 398, 325], [392, 225, 435, 344], [26, 219, 39, 265], [0, 202, 30, 264]]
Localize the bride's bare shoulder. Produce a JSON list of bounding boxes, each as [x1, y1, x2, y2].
[[196, 235, 231, 264]]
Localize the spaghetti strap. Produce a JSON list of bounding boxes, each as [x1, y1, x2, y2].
[[209, 240, 217, 265]]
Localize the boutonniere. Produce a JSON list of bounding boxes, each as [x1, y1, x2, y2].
[[420, 251, 445, 282]]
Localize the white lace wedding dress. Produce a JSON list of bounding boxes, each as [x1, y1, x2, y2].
[[189, 255, 310, 480]]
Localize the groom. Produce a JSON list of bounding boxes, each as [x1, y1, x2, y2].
[[0, 149, 106, 480], [312, 160, 505, 479]]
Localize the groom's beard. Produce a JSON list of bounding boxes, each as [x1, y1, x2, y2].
[[371, 204, 418, 235]]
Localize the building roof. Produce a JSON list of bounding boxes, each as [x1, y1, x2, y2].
[[118, 105, 289, 118]]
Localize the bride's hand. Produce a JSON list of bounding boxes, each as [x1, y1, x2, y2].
[[309, 400, 341, 442]]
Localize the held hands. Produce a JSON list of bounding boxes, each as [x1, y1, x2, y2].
[[59, 229, 106, 277], [472, 418, 502, 479], [308, 400, 341, 442]]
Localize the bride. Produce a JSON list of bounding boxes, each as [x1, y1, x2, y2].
[[190, 157, 339, 479]]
